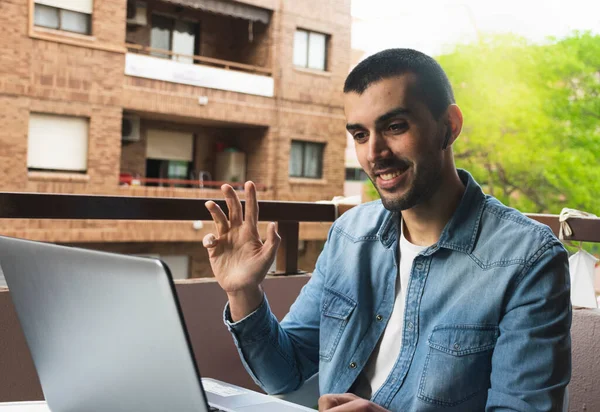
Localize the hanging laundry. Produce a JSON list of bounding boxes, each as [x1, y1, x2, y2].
[[569, 249, 599, 308]]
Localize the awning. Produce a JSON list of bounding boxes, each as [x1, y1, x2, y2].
[[163, 0, 271, 24]]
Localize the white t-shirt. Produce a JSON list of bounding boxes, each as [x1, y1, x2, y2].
[[354, 222, 427, 399]]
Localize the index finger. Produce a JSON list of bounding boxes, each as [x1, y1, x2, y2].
[[318, 393, 360, 411], [244, 181, 258, 230], [325, 399, 373, 412]]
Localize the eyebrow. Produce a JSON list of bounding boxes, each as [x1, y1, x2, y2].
[[346, 106, 410, 132]]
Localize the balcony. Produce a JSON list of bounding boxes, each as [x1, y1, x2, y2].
[[124, 0, 274, 97], [124, 51, 274, 97], [119, 113, 271, 197], [0, 193, 599, 408]]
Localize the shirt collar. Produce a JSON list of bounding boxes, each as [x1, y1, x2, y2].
[[378, 169, 486, 254]]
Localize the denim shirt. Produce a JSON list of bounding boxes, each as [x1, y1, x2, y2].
[[225, 170, 571, 411]]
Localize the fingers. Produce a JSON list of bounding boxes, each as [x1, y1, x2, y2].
[[319, 395, 385, 412], [262, 222, 281, 261], [324, 399, 381, 411], [205, 201, 229, 236], [244, 181, 259, 231], [222, 184, 243, 228], [202, 233, 217, 249], [318, 393, 361, 411]]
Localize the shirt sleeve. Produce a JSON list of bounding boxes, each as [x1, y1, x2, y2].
[[223, 229, 333, 394], [486, 241, 571, 412]]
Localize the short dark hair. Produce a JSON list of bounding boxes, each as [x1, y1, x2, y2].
[[344, 48, 455, 119]]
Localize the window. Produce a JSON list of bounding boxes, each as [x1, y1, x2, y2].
[[151, 14, 198, 63], [145, 129, 193, 186], [27, 113, 89, 173], [293, 29, 328, 71], [34, 1, 92, 35], [345, 168, 368, 182], [289, 141, 325, 179]]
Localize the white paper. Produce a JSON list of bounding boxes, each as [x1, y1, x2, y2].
[[202, 379, 246, 397], [569, 250, 599, 308]]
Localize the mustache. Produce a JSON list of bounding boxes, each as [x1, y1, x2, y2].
[[371, 158, 411, 174]]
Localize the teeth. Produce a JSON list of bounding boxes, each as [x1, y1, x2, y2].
[[380, 171, 402, 181]]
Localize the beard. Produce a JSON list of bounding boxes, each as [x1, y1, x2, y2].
[[370, 155, 443, 212]]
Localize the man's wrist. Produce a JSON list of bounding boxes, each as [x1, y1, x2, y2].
[[227, 286, 264, 322]]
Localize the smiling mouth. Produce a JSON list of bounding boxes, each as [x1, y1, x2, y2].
[[373, 164, 410, 190], [379, 170, 403, 181], [375, 164, 409, 180]]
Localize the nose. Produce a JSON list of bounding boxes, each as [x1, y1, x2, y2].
[[367, 131, 391, 164]]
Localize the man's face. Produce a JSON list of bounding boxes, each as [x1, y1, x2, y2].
[[344, 75, 445, 211]]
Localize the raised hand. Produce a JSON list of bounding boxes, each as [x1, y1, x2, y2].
[[203, 181, 280, 321]]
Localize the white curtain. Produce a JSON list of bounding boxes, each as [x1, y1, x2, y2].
[[60, 9, 89, 33], [289, 141, 304, 176], [293, 30, 308, 67], [303, 143, 322, 178], [151, 15, 171, 58], [172, 20, 196, 64], [308, 32, 326, 71], [34, 4, 59, 29]]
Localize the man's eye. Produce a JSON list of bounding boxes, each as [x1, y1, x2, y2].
[[389, 123, 406, 132], [354, 133, 367, 141]]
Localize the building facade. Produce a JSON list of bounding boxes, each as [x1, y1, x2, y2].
[[0, 0, 351, 279]]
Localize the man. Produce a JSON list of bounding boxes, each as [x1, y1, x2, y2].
[[203, 49, 571, 411]]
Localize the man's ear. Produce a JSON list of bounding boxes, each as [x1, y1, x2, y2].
[[443, 104, 463, 149], [442, 126, 452, 150]]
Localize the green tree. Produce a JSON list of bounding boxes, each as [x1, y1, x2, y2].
[[437, 32, 600, 215]]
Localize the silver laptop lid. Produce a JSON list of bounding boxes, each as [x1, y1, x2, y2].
[[0, 236, 210, 412]]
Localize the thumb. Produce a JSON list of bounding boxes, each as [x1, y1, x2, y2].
[[202, 233, 218, 249]]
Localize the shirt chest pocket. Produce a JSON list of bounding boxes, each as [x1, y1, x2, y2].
[[418, 324, 499, 407], [319, 288, 356, 361]]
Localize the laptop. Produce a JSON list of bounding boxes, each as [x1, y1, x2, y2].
[[0, 236, 314, 412]]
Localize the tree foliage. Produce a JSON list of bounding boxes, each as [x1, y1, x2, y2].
[[437, 32, 600, 215]]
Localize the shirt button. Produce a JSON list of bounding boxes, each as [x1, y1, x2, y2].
[[407, 321, 414, 330], [349, 362, 357, 369], [453, 343, 460, 350], [376, 314, 383, 322]]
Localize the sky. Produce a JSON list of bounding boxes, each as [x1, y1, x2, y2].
[[352, 0, 600, 58]]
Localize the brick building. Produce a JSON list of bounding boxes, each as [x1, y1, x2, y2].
[[0, 0, 351, 279]]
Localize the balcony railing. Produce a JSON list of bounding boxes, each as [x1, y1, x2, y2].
[[118, 176, 268, 191], [0, 192, 598, 274], [125, 44, 275, 97]]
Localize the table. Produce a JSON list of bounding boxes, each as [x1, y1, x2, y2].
[[0, 402, 49, 412]]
